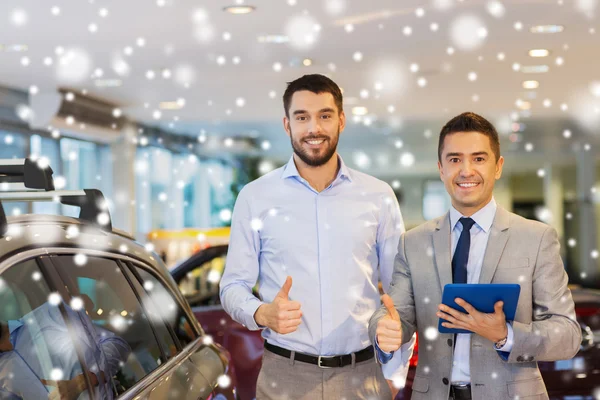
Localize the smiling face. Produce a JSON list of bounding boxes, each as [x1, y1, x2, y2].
[[283, 90, 345, 167], [438, 131, 504, 216]]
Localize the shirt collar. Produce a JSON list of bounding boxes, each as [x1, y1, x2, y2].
[[8, 320, 22, 335], [280, 154, 352, 183], [450, 197, 497, 233], [7, 320, 23, 348]]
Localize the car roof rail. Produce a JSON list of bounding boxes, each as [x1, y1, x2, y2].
[[0, 189, 112, 236], [0, 158, 55, 190]]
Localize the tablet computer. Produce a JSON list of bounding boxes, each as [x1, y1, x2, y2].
[[438, 283, 521, 334]]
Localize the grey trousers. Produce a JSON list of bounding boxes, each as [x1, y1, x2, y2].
[[256, 348, 392, 400]]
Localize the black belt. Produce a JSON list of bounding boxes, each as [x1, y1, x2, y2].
[[264, 341, 374, 368], [450, 384, 471, 400]]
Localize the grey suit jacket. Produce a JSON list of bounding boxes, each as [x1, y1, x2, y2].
[[369, 206, 581, 400]]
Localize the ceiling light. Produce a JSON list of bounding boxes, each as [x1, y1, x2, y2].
[[257, 35, 289, 43], [529, 49, 550, 57], [302, 58, 312, 66], [0, 44, 28, 52], [530, 25, 564, 34], [521, 65, 550, 73], [515, 100, 531, 110], [352, 106, 368, 116], [94, 79, 122, 87], [223, 5, 256, 14], [522, 80, 539, 89], [159, 101, 183, 110]]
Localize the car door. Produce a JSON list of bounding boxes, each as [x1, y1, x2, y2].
[[43, 250, 226, 400], [126, 262, 233, 400], [172, 245, 263, 400]]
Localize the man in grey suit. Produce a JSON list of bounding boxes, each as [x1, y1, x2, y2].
[[369, 112, 581, 400]]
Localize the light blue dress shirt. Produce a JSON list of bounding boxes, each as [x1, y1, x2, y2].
[[448, 198, 513, 383], [376, 198, 513, 382], [220, 155, 409, 366], [0, 302, 130, 399]]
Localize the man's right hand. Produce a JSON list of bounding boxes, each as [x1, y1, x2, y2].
[[376, 294, 403, 353], [254, 276, 302, 334]]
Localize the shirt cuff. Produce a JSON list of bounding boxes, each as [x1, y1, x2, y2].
[[240, 297, 265, 331], [375, 335, 394, 364], [495, 322, 514, 361]]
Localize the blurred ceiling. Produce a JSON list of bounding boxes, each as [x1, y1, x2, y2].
[[0, 0, 598, 175]]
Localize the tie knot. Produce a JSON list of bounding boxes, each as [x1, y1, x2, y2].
[[459, 217, 475, 231]]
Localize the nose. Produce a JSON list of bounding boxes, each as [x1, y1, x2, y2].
[[460, 160, 475, 177], [307, 118, 323, 135]]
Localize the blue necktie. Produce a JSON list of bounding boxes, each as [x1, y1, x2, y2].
[[452, 217, 476, 284]]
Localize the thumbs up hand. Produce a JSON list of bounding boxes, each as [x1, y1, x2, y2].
[[376, 294, 403, 353], [254, 276, 303, 334]]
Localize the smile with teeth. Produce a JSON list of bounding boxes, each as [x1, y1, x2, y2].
[[457, 182, 480, 188], [305, 139, 325, 145]]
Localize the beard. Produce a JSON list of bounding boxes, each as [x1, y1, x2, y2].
[[290, 127, 340, 167]]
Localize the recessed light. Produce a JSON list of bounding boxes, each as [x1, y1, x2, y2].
[[257, 35, 289, 43], [530, 25, 564, 34], [223, 5, 255, 14], [302, 58, 312, 67], [529, 49, 550, 57], [515, 99, 531, 110], [523, 80, 539, 89], [352, 106, 368, 116], [0, 44, 28, 52], [94, 79, 122, 87], [521, 65, 550, 73], [159, 101, 183, 110]]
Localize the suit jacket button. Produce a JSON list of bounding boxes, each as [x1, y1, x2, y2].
[[516, 356, 524, 362], [442, 378, 449, 385], [447, 339, 453, 347]]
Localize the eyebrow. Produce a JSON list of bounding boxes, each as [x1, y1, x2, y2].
[[445, 151, 489, 158], [292, 108, 336, 116]]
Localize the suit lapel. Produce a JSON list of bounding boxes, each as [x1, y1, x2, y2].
[[433, 212, 453, 292], [478, 206, 511, 284]]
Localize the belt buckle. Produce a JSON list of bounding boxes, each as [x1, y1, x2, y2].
[[453, 382, 470, 388], [317, 355, 334, 369]]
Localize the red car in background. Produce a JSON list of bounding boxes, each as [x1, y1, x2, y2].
[[171, 245, 600, 400]]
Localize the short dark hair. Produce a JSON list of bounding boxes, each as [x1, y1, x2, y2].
[[438, 112, 501, 162], [283, 74, 343, 118]]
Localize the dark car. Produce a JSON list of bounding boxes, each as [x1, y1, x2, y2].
[[171, 245, 263, 400], [173, 243, 600, 400], [539, 287, 600, 399], [0, 158, 236, 400]]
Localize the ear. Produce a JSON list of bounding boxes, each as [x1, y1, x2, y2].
[[339, 110, 346, 133], [283, 116, 291, 138], [438, 160, 443, 179], [495, 156, 504, 180]]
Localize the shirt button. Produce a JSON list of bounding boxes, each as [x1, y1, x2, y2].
[[447, 339, 453, 347], [442, 378, 449, 385]]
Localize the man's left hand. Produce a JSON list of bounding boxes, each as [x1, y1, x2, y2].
[[437, 299, 508, 343]]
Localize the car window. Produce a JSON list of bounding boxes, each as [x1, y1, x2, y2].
[[124, 265, 179, 357], [0, 258, 93, 400], [133, 266, 199, 348], [178, 254, 226, 306], [51, 255, 167, 395]]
